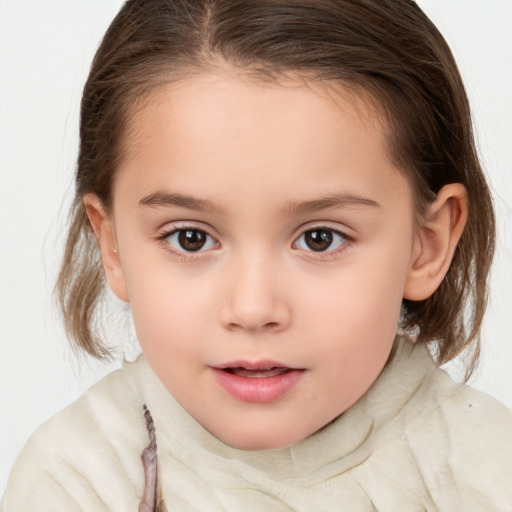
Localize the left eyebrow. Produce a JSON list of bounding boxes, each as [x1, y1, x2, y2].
[[281, 194, 381, 216]]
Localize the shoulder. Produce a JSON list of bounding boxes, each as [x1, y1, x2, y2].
[[360, 342, 512, 510], [405, 363, 512, 509], [422, 364, 512, 453], [2, 357, 149, 511]]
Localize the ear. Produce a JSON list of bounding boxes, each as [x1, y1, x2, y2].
[[403, 183, 468, 301], [83, 194, 129, 302]]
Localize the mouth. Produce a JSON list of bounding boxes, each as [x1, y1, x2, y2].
[[212, 361, 305, 403], [223, 366, 292, 378]]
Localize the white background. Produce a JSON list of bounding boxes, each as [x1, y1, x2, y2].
[[1, 0, 511, 496]]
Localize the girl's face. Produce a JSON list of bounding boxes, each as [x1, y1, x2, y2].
[[109, 71, 418, 449]]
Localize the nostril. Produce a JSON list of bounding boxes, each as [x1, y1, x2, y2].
[[219, 299, 291, 332], [227, 321, 280, 332]]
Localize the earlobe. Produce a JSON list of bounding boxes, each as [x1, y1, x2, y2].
[[83, 194, 129, 302], [403, 183, 468, 301]]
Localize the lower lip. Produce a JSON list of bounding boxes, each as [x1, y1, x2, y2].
[[212, 368, 304, 403]]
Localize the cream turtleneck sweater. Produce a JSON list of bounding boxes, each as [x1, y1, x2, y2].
[[3, 340, 512, 511]]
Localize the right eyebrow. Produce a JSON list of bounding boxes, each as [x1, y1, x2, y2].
[[138, 191, 227, 216]]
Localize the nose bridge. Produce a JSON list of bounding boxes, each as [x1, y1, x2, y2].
[[219, 247, 290, 332]]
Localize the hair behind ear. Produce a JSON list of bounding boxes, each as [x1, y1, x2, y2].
[[403, 178, 494, 380], [55, 200, 112, 360]]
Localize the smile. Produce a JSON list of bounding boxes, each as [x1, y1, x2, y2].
[[211, 361, 304, 403]]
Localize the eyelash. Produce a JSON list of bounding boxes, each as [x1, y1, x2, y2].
[[293, 226, 352, 260], [156, 224, 352, 262], [156, 226, 219, 263]]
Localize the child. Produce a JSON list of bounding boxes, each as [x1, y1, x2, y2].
[[3, 0, 512, 510]]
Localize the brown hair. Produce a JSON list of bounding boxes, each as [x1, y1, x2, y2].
[[57, 0, 495, 375]]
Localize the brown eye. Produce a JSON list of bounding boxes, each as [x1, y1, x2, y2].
[[166, 229, 217, 253], [178, 230, 206, 251], [296, 228, 346, 252]]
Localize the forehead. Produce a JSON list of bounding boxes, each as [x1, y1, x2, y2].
[[114, 70, 411, 217], [121, 68, 390, 160]]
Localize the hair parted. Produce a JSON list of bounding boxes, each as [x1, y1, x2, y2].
[[57, 0, 495, 376]]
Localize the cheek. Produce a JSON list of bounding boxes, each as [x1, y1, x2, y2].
[[298, 249, 408, 382], [305, 286, 400, 409], [125, 268, 211, 357], [305, 252, 407, 332]]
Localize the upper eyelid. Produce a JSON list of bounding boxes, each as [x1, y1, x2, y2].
[[158, 222, 219, 239], [294, 222, 352, 240]]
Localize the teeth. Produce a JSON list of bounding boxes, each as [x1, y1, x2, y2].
[[227, 367, 289, 378]]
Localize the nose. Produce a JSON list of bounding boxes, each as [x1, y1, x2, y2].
[[218, 254, 291, 333]]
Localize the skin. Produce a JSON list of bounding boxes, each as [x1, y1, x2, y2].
[[86, 70, 467, 450]]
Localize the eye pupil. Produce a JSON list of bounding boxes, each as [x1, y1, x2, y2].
[[178, 230, 206, 251], [305, 229, 333, 251]]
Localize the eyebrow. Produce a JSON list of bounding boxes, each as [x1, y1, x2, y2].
[[281, 194, 381, 216], [138, 190, 380, 216], [139, 191, 227, 216]]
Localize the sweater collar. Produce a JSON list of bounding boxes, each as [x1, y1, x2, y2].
[[131, 338, 434, 481]]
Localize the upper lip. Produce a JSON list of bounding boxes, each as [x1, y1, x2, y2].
[[214, 360, 301, 370]]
